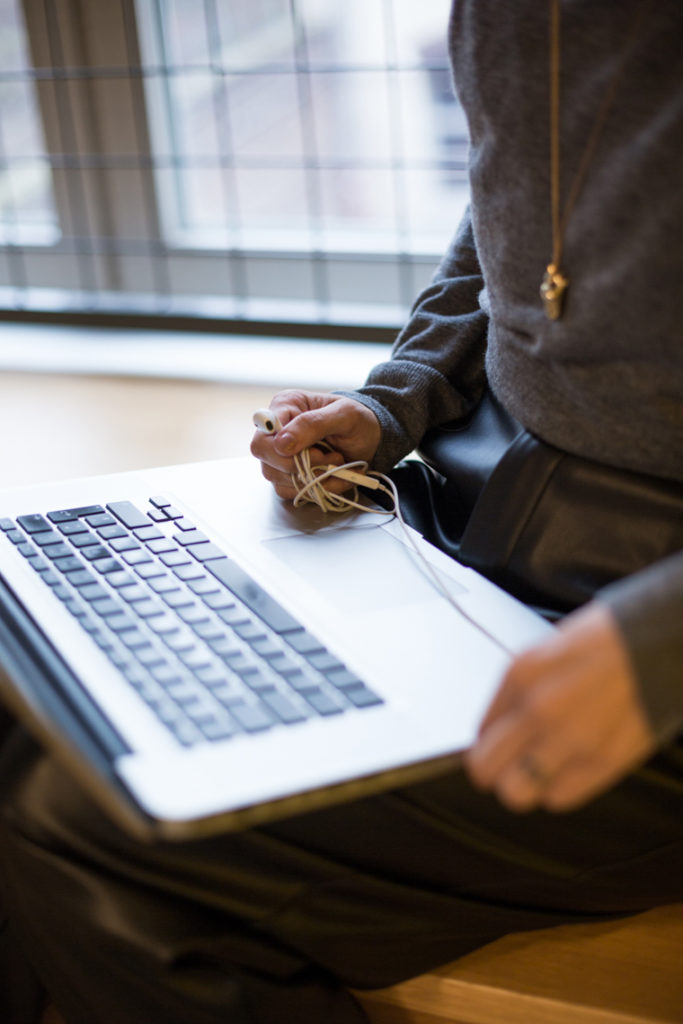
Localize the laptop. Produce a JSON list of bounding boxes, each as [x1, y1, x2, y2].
[[0, 455, 551, 840]]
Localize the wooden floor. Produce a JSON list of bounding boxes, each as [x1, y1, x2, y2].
[[0, 371, 278, 488]]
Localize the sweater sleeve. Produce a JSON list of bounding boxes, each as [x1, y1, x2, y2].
[[599, 551, 683, 743], [336, 208, 489, 473]]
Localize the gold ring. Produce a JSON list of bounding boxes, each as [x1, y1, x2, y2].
[[520, 754, 552, 786]]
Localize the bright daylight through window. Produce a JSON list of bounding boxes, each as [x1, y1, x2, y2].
[[0, 0, 469, 322]]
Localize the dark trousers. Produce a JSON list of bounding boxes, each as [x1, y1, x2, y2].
[[1, 422, 682, 1024], [1, 720, 682, 1024]]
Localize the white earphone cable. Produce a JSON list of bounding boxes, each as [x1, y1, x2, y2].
[[287, 446, 514, 657]]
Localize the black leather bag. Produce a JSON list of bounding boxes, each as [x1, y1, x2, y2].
[[393, 391, 683, 616]]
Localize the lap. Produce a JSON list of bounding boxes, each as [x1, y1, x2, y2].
[[1, 725, 682, 1024]]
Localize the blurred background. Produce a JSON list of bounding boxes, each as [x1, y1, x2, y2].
[[0, 0, 469, 485]]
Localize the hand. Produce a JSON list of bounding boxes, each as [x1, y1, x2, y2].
[[250, 389, 381, 502], [464, 601, 656, 812]]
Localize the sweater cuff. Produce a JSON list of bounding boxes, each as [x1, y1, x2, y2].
[[599, 552, 683, 743]]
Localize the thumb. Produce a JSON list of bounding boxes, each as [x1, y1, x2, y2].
[[273, 403, 343, 456]]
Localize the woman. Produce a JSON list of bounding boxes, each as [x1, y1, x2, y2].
[[1, 3, 681, 1021]]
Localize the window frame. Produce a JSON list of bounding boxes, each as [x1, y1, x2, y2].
[[1, 0, 468, 333]]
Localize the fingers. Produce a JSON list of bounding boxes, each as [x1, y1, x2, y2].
[[464, 603, 655, 813], [270, 396, 380, 462], [259, 446, 351, 501], [250, 389, 381, 501]]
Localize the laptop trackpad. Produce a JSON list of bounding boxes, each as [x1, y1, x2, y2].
[[262, 524, 442, 614]]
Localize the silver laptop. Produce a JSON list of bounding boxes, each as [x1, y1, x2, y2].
[[0, 456, 551, 840]]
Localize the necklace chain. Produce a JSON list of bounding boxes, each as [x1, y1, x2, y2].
[[541, 0, 652, 320]]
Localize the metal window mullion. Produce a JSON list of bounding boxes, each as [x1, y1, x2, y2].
[[202, 0, 249, 307], [381, 0, 415, 311], [0, 107, 29, 290], [288, 0, 330, 314], [120, 0, 171, 304], [21, 0, 103, 293]]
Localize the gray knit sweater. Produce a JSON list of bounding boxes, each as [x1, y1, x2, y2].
[[343, 0, 683, 741]]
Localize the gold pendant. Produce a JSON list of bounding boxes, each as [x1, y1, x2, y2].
[[540, 264, 569, 320]]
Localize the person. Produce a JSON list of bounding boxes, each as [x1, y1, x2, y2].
[[1, 2, 681, 1022]]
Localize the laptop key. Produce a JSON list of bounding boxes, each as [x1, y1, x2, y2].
[[119, 627, 153, 650], [53, 555, 84, 573], [162, 588, 195, 609], [54, 505, 104, 521], [307, 651, 345, 672], [79, 582, 110, 603], [43, 542, 74, 560], [187, 576, 220, 596], [80, 544, 111, 562], [146, 613, 181, 636], [302, 689, 345, 716], [173, 563, 205, 582], [165, 719, 201, 747], [285, 630, 326, 656], [30, 530, 62, 546], [97, 523, 127, 540], [207, 635, 242, 658], [64, 569, 97, 588], [118, 583, 151, 603], [177, 647, 212, 670], [285, 670, 322, 694], [95, 558, 124, 576], [202, 591, 236, 611], [177, 604, 210, 626], [261, 691, 307, 725], [17, 514, 52, 534], [338, 683, 383, 709], [68, 532, 97, 548], [135, 562, 166, 580], [85, 513, 116, 528], [106, 570, 138, 589], [134, 646, 166, 668], [149, 575, 183, 596], [190, 542, 227, 563], [160, 550, 191, 568], [133, 525, 164, 542], [198, 718, 237, 742], [109, 536, 140, 553], [266, 653, 301, 676], [249, 637, 283, 659], [58, 520, 89, 536], [324, 668, 364, 689], [107, 501, 150, 529], [104, 611, 138, 632], [230, 702, 273, 733], [90, 597, 122, 618], [27, 555, 50, 573], [147, 537, 177, 555], [234, 621, 267, 642], [206, 558, 301, 634], [122, 548, 153, 566], [150, 663, 183, 685], [192, 620, 227, 642]]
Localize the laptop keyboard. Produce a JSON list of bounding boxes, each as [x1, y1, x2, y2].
[[0, 497, 383, 747]]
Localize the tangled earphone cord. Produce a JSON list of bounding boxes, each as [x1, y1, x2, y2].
[[285, 442, 514, 658]]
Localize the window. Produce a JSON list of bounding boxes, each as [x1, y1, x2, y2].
[[0, 0, 468, 331]]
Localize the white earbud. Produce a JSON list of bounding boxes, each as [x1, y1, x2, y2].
[[252, 409, 284, 434]]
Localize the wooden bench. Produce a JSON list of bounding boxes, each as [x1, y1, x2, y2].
[[42, 904, 683, 1024], [355, 904, 683, 1024]]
